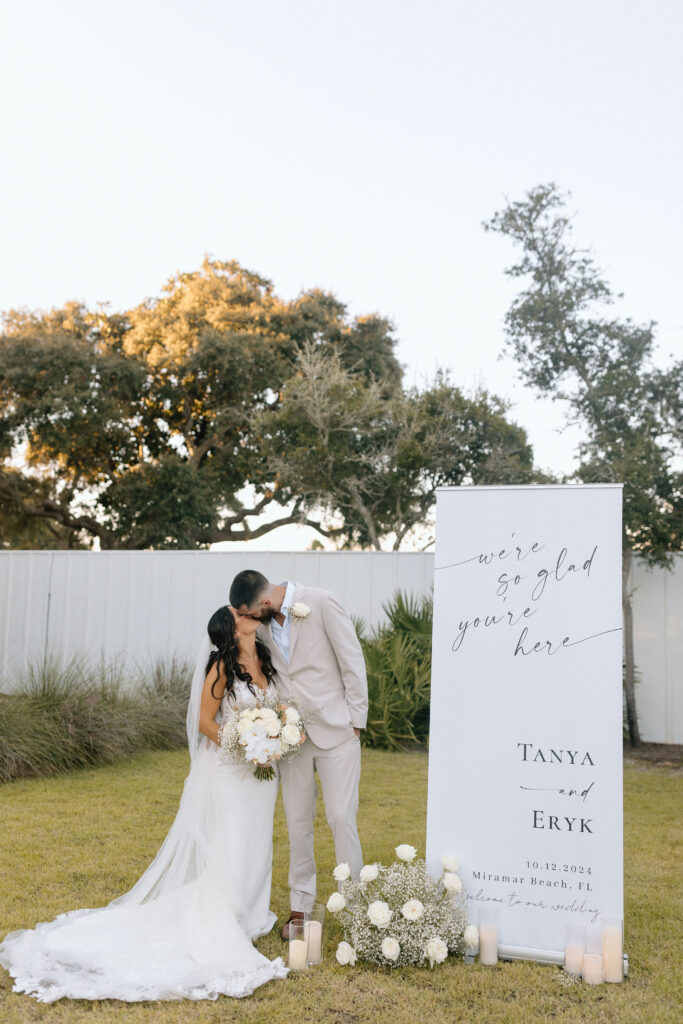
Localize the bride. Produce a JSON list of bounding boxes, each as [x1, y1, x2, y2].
[[0, 606, 289, 1002]]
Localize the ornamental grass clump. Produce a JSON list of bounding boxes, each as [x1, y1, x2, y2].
[[0, 655, 190, 783], [327, 845, 477, 968]]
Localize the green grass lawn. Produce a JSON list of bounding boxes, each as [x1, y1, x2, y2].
[[0, 750, 680, 1024]]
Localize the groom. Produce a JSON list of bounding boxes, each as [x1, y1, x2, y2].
[[229, 570, 368, 938]]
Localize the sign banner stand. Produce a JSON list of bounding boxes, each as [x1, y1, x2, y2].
[[496, 945, 628, 974], [426, 485, 625, 966]]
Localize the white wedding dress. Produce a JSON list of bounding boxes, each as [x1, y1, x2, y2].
[[0, 666, 288, 1003]]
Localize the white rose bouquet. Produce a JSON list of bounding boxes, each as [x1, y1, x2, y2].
[[218, 693, 309, 781], [327, 846, 472, 968]]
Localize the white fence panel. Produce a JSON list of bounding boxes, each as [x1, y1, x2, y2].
[[0, 551, 434, 683], [0, 550, 680, 743], [630, 555, 683, 744]]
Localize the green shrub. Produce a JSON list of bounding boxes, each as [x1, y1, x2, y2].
[[359, 591, 433, 750], [0, 655, 190, 783]]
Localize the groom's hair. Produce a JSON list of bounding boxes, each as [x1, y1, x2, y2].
[[229, 569, 270, 610]]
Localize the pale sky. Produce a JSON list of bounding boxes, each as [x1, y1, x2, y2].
[[1, 1, 681, 550]]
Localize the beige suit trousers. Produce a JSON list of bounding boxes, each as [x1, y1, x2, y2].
[[279, 732, 363, 913]]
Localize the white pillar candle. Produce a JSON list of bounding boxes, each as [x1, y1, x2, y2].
[[289, 938, 308, 971], [479, 924, 498, 966], [602, 925, 623, 983], [564, 944, 584, 976], [305, 920, 323, 963], [582, 952, 603, 985]]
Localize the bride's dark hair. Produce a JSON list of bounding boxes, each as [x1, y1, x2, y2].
[[204, 605, 277, 701]]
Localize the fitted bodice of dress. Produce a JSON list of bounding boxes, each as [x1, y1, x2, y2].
[[221, 680, 278, 717]]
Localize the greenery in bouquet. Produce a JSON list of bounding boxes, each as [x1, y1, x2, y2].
[[327, 845, 479, 968], [218, 693, 308, 781]]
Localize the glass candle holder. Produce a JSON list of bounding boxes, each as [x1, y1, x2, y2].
[[288, 920, 308, 971], [563, 923, 585, 976], [305, 904, 325, 965], [582, 925, 603, 985], [601, 918, 623, 983], [478, 906, 499, 966]]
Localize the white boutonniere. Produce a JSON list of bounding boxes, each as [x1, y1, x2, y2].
[[288, 602, 311, 619]]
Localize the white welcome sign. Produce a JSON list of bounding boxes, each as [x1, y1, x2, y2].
[[426, 485, 624, 963]]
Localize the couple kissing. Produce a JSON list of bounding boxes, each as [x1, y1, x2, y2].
[[0, 570, 368, 1003]]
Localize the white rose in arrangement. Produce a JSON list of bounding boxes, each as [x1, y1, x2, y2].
[[242, 708, 258, 721], [381, 937, 401, 962], [359, 863, 379, 883], [264, 718, 282, 738], [463, 925, 479, 948], [401, 899, 425, 922], [333, 862, 351, 882], [284, 706, 301, 725], [335, 941, 357, 966], [443, 872, 463, 894], [367, 901, 392, 929], [237, 717, 252, 734], [327, 892, 346, 913], [259, 707, 278, 719], [425, 937, 448, 967], [441, 854, 459, 873], [395, 844, 417, 863], [281, 724, 301, 746], [290, 602, 311, 618]]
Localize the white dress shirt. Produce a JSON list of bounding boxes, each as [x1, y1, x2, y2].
[[270, 580, 295, 663]]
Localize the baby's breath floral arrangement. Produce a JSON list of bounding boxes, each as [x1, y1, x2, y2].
[[218, 693, 308, 781], [327, 845, 479, 968]]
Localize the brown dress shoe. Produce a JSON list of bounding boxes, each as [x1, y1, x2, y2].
[[280, 910, 305, 941]]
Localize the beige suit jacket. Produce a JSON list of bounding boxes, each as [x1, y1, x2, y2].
[[258, 584, 368, 749]]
